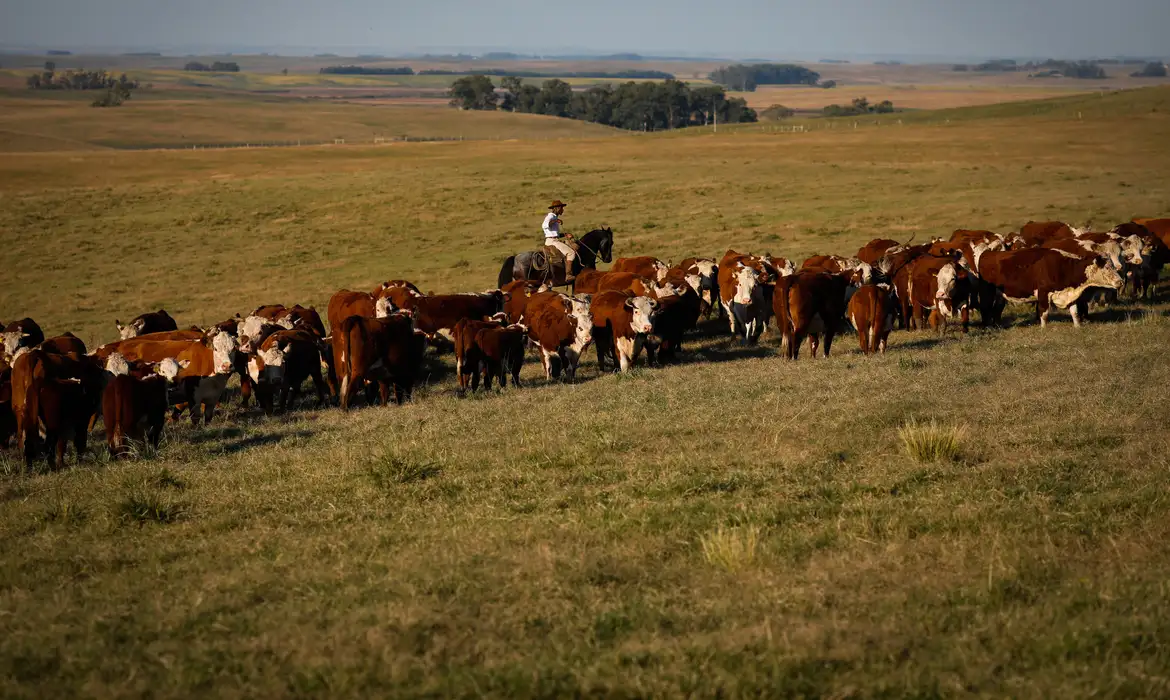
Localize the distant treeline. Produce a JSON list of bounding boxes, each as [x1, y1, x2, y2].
[[319, 65, 414, 75], [26, 68, 138, 92], [448, 75, 756, 131], [953, 59, 1107, 78], [708, 63, 822, 91], [184, 61, 240, 72], [421, 68, 675, 79], [823, 97, 894, 117], [122, 52, 162, 57]]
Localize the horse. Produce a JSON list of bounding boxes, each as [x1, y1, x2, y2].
[[497, 227, 614, 289]]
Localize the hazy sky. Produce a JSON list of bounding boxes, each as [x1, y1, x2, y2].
[[1, 0, 1166, 58]]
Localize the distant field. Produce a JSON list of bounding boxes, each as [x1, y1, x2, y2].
[[736, 83, 1101, 111], [0, 92, 619, 151], [2, 86, 1170, 698]]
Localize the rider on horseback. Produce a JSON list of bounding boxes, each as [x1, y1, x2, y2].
[[543, 200, 578, 282]]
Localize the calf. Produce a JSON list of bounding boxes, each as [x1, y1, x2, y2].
[[773, 271, 848, 359], [847, 284, 895, 355], [116, 309, 178, 340], [2, 318, 44, 362], [102, 353, 174, 459], [609, 256, 670, 283], [246, 330, 330, 414], [452, 316, 506, 392], [524, 292, 593, 380], [591, 291, 657, 372], [475, 324, 528, 390], [646, 283, 702, 366], [335, 314, 424, 409]]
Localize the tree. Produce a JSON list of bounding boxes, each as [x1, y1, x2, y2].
[[821, 80, 837, 89], [1131, 62, 1167, 77], [281, 68, 288, 76], [760, 104, 795, 120], [535, 79, 573, 117], [44, 60, 56, 72], [448, 75, 498, 110]]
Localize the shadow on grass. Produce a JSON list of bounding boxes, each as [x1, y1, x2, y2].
[[216, 430, 316, 455]]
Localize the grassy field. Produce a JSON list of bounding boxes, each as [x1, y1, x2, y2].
[[1, 86, 1169, 697]]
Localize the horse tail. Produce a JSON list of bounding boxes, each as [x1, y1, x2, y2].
[[497, 256, 517, 289]]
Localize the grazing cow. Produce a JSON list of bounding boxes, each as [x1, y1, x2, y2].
[[102, 353, 174, 459], [977, 248, 1123, 327], [906, 254, 970, 332], [524, 292, 593, 380], [501, 279, 546, 324], [115, 309, 178, 340], [327, 290, 381, 334], [39, 333, 87, 358], [646, 283, 702, 366], [674, 257, 720, 317], [857, 239, 902, 266], [335, 314, 424, 409], [847, 284, 895, 355], [773, 271, 848, 359], [2, 318, 45, 362], [609, 256, 670, 283], [452, 316, 506, 392], [718, 262, 768, 344], [23, 377, 92, 470], [411, 292, 506, 344], [590, 291, 657, 372], [246, 330, 330, 414], [475, 324, 528, 390]]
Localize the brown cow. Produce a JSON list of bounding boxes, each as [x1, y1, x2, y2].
[[857, 239, 902, 266], [571, 267, 607, 295], [411, 292, 506, 344], [1018, 221, 1080, 248], [2, 318, 45, 362], [39, 333, 87, 358], [327, 289, 379, 335], [475, 324, 528, 390], [878, 242, 934, 328], [609, 256, 670, 283], [10, 348, 103, 459], [501, 279, 547, 324], [335, 314, 424, 409], [847, 284, 895, 355], [102, 353, 173, 459], [373, 279, 423, 298], [251, 304, 287, 321], [773, 271, 848, 359], [0, 364, 14, 448], [452, 316, 506, 392], [977, 248, 1123, 327], [906, 254, 970, 332], [590, 291, 657, 373], [802, 254, 875, 283], [23, 377, 92, 470], [116, 309, 178, 340], [276, 305, 327, 338], [674, 257, 719, 317], [94, 329, 208, 363], [595, 272, 686, 300], [717, 258, 768, 344], [524, 292, 593, 380], [246, 330, 330, 414]]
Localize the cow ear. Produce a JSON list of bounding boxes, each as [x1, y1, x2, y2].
[[623, 298, 634, 310], [178, 359, 191, 369]]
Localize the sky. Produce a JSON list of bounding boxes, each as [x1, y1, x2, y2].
[[1, 0, 1166, 59]]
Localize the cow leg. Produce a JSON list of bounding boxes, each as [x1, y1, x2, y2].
[[375, 381, 390, 406], [309, 365, 328, 408], [823, 330, 835, 358], [202, 401, 216, 425], [239, 374, 253, 409], [481, 359, 494, 391], [392, 383, 408, 405], [1037, 291, 1051, 328], [540, 350, 553, 380], [808, 333, 820, 359], [960, 305, 970, 334]]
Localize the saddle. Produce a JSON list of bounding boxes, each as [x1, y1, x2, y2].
[[533, 239, 579, 273]]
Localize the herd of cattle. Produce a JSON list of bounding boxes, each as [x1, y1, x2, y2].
[[1, 217, 1167, 471]]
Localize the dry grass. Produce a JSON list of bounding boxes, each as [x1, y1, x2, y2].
[[899, 419, 968, 463], [0, 86, 1169, 697]]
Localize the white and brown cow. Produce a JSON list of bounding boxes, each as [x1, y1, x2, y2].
[[609, 256, 670, 283], [2, 318, 45, 363], [116, 309, 178, 340], [847, 284, 895, 355], [977, 248, 1123, 327], [590, 290, 657, 373], [523, 291, 593, 381], [335, 313, 425, 409], [718, 261, 768, 344], [410, 291, 506, 346]]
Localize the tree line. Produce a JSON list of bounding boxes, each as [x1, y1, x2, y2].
[[184, 61, 240, 72], [707, 63, 823, 92], [953, 59, 1108, 79], [822, 97, 894, 117], [448, 76, 756, 130], [318, 65, 674, 79], [25, 66, 140, 107], [319, 65, 414, 75]]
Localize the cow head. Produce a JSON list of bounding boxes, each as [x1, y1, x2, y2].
[[210, 331, 239, 374], [375, 296, 394, 319], [625, 296, 657, 335], [935, 263, 959, 317], [732, 264, 761, 305], [116, 318, 146, 340], [237, 316, 270, 352], [247, 341, 286, 385], [1, 331, 28, 360], [105, 352, 131, 377], [652, 281, 687, 299], [691, 258, 718, 282], [1086, 257, 1124, 291], [155, 358, 182, 383], [1118, 235, 1145, 267]]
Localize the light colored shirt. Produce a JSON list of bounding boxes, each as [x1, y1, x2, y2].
[[543, 212, 562, 240]]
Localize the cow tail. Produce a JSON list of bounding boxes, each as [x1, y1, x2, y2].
[[338, 322, 353, 409], [774, 277, 794, 357], [22, 378, 42, 466], [498, 256, 517, 289]]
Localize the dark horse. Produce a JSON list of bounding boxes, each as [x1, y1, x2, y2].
[[497, 227, 614, 288]]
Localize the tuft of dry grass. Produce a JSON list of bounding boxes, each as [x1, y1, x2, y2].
[[701, 525, 761, 572], [899, 419, 968, 463]]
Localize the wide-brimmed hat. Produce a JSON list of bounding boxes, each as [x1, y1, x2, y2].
[[548, 200, 567, 209]]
